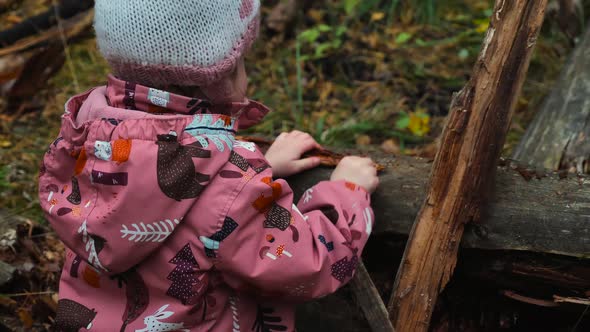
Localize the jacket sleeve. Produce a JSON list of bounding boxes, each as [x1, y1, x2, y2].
[[213, 167, 375, 301]]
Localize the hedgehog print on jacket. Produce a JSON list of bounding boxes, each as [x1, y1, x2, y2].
[[156, 133, 211, 201], [54, 299, 97, 332]]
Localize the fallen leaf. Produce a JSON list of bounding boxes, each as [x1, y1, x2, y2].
[[0, 295, 17, 307], [18, 308, 34, 328], [5, 15, 22, 24], [474, 18, 490, 33], [381, 139, 400, 154], [356, 135, 371, 146], [408, 111, 431, 137], [371, 12, 385, 22]]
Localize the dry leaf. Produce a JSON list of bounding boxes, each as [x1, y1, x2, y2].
[[18, 307, 34, 328], [381, 139, 400, 154], [356, 135, 371, 146], [371, 12, 385, 21], [0, 295, 17, 307]]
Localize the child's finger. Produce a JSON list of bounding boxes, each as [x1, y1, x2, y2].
[[298, 137, 320, 153], [292, 157, 321, 173], [275, 132, 288, 141]]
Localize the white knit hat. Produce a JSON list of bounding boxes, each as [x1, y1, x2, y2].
[[94, 0, 260, 87]]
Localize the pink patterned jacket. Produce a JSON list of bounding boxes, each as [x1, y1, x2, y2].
[[39, 75, 375, 332]]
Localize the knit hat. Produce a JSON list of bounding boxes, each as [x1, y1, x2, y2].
[[94, 0, 260, 87]]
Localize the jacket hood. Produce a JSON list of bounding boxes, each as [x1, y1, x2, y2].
[[39, 80, 269, 274]]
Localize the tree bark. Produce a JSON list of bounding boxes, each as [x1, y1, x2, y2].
[[290, 155, 590, 258], [513, 25, 590, 172], [380, 1, 549, 331]]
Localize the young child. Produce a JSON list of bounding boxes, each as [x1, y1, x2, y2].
[[39, 1, 379, 331]]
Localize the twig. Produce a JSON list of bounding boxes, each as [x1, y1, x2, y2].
[[1, 291, 55, 298], [571, 303, 589, 332], [52, 0, 79, 91], [554, 295, 590, 306], [502, 290, 560, 307]]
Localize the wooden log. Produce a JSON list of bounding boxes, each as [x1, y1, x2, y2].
[[383, 1, 549, 330], [512, 25, 590, 171], [290, 156, 590, 258]]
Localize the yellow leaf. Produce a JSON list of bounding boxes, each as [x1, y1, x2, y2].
[[371, 12, 385, 22], [5, 15, 22, 24], [0, 140, 12, 148], [308, 9, 324, 22], [408, 112, 431, 137], [474, 18, 490, 33]]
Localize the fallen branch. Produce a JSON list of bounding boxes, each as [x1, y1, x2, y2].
[[349, 263, 395, 332], [0, 9, 94, 57], [0, 0, 94, 48], [553, 295, 590, 306], [386, 1, 549, 329]]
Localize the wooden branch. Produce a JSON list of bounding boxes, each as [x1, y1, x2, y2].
[[349, 262, 395, 332], [0, 9, 94, 57], [289, 156, 590, 258], [384, 1, 549, 331], [513, 25, 590, 171], [0, 0, 94, 48]]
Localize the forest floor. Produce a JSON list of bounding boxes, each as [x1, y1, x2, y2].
[[0, 0, 588, 330]]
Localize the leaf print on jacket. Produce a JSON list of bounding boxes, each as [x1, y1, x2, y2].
[[156, 133, 211, 201], [78, 220, 108, 272], [120, 218, 181, 243], [184, 114, 235, 152]]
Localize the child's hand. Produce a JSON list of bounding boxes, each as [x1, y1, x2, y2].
[[330, 156, 379, 193], [265, 131, 322, 178]]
